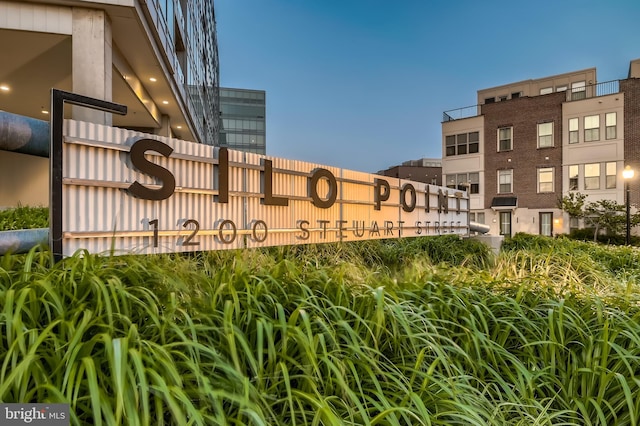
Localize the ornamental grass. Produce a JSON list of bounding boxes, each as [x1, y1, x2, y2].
[[1, 233, 640, 425]]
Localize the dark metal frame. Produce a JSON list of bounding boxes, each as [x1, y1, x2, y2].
[[50, 89, 127, 261]]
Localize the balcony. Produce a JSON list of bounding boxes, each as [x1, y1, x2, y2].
[[565, 80, 620, 101], [443, 80, 622, 122], [442, 105, 480, 122]]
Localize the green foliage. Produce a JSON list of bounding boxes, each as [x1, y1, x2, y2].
[[585, 199, 634, 237], [557, 192, 587, 219], [568, 228, 640, 246], [558, 192, 640, 241], [1, 235, 640, 425], [0, 205, 49, 230]]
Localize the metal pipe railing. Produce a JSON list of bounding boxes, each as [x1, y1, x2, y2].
[[0, 111, 49, 157], [0, 228, 49, 255]]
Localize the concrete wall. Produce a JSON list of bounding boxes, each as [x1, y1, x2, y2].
[[0, 151, 48, 208]]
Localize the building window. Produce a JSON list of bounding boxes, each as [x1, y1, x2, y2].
[[569, 118, 579, 144], [498, 169, 513, 193], [445, 135, 455, 156], [538, 122, 553, 148], [446, 172, 480, 194], [569, 165, 579, 190], [446, 131, 480, 156], [469, 212, 486, 224], [457, 133, 468, 155], [468, 172, 480, 194], [538, 167, 554, 192], [499, 212, 512, 237], [540, 212, 553, 236], [571, 81, 586, 100], [498, 127, 512, 151], [453, 174, 468, 191], [556, 85, 568, 92], [584, 163, 600, 190], [606, 112, 617, 140], [511, 92, 521, 99], [540, 87, 553, 95], [468, 131, 479, 153], [606, 162, 617, 189], [584, 115, 600, 142], [485, 97, 495, 104], [569, 217, 579, 231]]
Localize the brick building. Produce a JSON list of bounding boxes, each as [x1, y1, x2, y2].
[[377, 158, 442, 185], [442, 59, 640, 236]]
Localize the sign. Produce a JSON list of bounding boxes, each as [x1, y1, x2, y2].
[[50, 90, 469, 257], [1, 403, 69, 425]]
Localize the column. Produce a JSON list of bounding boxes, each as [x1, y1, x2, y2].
[[71, 8, 112, 125]]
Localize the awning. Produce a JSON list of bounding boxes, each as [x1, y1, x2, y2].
[[491, 196, 517, 210]]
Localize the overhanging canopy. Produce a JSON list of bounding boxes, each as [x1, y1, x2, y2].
[[491, 196, 517, 210]]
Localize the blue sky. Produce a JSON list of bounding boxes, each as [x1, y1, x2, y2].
[[215, 0, 640, 173]]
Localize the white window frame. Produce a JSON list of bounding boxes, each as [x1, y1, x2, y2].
[[606, 112, 617, 140], [606, 162, 617, 189], [538, 122, 553, 148], [569, 118, 579, 144], [538, 167, 554, 193], [498, 127, 512, 152], [584, 115, 600, 142], [498, 169, 513, 194], [571, 81, 586, 100], [584, 163, 601, 190], [569, 165, 579, 191]]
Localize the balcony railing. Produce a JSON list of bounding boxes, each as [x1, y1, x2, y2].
[[565, 79, 620, 101], [442, 105, 480, 122], [443, 80, 622, 122]]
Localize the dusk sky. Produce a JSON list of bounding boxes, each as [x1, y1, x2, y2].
[[216, 0, 640, 173]]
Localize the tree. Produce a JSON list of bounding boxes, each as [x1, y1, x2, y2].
[[558, 192, 640, 242], [557, 192, 586, 220], [584, 199, 626, 239]]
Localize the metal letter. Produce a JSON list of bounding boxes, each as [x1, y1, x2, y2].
[[127, 138, 176, 201], [261, 158, 289, 206], [215, 147, 229, 203], [374, 178, 390, 210], [309, 168, 337, 209], [400, 183, 416, 212]]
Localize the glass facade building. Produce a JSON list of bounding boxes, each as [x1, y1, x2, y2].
[[219, 88, 266, 154], [152, 0, 220, 145]]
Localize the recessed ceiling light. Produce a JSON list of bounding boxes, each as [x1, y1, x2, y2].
[[149, 77, 157, 82], [0, 85, 9, 91], [162, 100, 169, 105], [176, 125, 182, 129], [41, 110, 49, 114]]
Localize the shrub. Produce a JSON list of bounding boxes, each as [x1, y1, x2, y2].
[[0, 205, 49, 230]]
